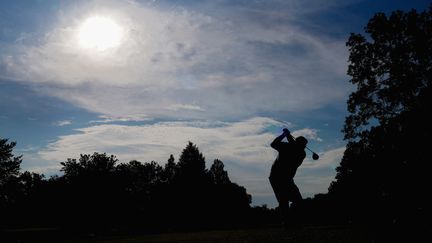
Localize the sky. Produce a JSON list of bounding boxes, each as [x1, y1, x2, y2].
[[0, 0, 429, 207]]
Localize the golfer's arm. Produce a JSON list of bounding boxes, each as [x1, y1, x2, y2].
[[286, 132, 295, 143], [271, 133, 285, 149]]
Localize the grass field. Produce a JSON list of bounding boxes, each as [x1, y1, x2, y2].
[[94, 226, 413, 243], [2, 225, 420, 242]]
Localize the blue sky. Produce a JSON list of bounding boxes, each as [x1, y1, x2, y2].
[[0, 0, 429, 207]]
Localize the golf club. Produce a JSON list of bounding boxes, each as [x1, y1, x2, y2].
[[283, 128, 319, 160]]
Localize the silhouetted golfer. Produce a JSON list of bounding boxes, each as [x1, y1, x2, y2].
[[269, 128, 307, 227]]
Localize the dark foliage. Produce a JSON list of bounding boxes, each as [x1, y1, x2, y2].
[[325, 6, 431, 228], [343, 6, 432, 140], [0, 140, 264, 233], [0, 138, 24, 227], [0, 139, 21, 178]]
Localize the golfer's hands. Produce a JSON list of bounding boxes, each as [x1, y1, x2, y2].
[[283, 128, 290, 136]]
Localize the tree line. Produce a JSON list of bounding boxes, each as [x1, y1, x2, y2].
[[301, 6, 431, 230], [1, 140, 277, 232]]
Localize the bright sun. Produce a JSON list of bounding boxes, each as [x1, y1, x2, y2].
[[78, 16, 123, 51]]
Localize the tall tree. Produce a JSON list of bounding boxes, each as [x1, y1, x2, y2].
[[343, 7, 432, 140], [0, 138, 22, 184], [163, 154, 177, 183], [208, 159, 230, 185], [0, 138, 23, 208], [177, 142, 207, 183], [329, 6, 431, 225]]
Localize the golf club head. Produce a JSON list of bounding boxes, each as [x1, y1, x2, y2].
[[312, 153, 319, 160]]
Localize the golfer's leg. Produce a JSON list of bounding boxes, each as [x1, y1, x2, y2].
[[269, 177, 289, 225], [269, 177, 284, 204], [291, 182, 302, 205], [289, 182, 303, 225]]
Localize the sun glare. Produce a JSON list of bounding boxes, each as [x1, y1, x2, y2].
[[78, 16, 123, 51]]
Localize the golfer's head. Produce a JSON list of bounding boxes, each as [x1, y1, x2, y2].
[[296, 136, 308, 148]]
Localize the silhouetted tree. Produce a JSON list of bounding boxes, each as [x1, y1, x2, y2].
[[116, 160, 163, 196], [329, 6, 431, 227], [0, 138, 22, 184], [59, 153, 121, 229], [0, 140, 258, 232], [162, 154, 177, 183], [60, 152, 117, 178], [0, 138, 22, 212], [208, 159, 230, 185], [177, 142, 207, 184], [343, 6, 432, 140], [18, 171, 44, 197], [0, 139, 51, 229]]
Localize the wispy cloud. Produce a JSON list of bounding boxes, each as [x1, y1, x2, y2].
[[2, 0, 350, 120], [292, 128, 323, 142], [89, 114, 151, 123], [1, 0, 351, 207], [39, 117, 280, 164], [53, 120, 72, 126], [168, 104, 206, 112], [36, 117, 344, 206]]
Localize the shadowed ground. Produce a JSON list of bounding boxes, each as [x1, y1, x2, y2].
[[3, 225, 418, 243]]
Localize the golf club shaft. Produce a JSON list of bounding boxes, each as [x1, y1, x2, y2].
[[305, 146, 315, 153]]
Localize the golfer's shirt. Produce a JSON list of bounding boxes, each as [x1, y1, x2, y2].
[[270, 141, 306, 179]]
